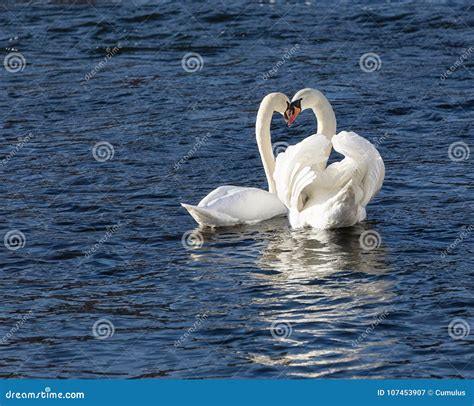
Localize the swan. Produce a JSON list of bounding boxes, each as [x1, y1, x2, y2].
[[181, 93, 289, 227], [276, 88, 385, 229]]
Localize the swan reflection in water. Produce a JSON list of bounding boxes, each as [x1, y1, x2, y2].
[[184, 218, 393, 378]]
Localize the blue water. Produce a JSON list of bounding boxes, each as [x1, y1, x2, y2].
[[1, 1, 472, 379]]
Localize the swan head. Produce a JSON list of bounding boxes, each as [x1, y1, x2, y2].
[[284, 88, 330, 127], [259, 92, 290, 117], [283, 98, 302, 127]]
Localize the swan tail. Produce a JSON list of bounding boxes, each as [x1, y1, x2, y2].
[[181, 203, 239, 228]]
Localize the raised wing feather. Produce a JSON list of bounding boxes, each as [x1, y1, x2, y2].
[[331, 131, 385, 207], [273, 134, 331, 210]]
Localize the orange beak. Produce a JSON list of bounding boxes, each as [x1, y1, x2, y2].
[[284, 105, 301, 127]]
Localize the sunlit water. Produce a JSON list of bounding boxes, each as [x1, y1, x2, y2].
[[0, 1, 472, 378]]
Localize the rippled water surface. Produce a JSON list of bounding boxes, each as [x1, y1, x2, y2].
[[1, 1, 473, 378]]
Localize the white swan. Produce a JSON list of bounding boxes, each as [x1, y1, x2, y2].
[[276, 88, 385, 229], [181, 93, 289, 227]]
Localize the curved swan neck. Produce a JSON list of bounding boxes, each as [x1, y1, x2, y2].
[[256, 94, 286, 194], [300, 89, 337, 140]]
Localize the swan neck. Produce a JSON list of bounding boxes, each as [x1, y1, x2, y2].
[[256, 101, 276, 193], [310, 93, 336, 141]]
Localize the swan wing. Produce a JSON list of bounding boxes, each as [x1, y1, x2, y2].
[[182, 186, 287, 227], [331, 131, 385, 207], [274, 134, 331, 210]]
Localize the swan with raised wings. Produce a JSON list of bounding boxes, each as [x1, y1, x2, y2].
[[276, 88, 385, 229], [181, 93, 289, 227]]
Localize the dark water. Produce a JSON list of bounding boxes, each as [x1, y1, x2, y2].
[[1, 0, 473, 379]]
